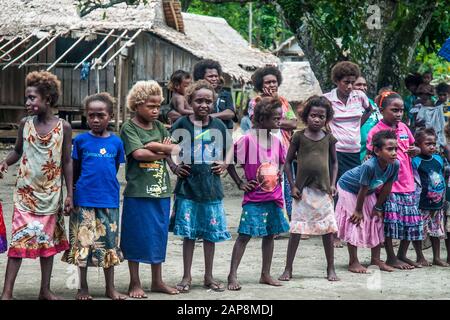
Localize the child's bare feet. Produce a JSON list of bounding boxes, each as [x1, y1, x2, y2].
[[327, 267, 340, 281], [1, 292, 14, 300], [128, 283, 148, 299], [398, 256, 422, 268], [333, 239, 344, 248], [38, 289, 63, 300], [348, 261, 368, 273], [204, 277, 225, 292], [76, 289, 93, 300], [259, 274, 282, 287], [227, 275, 242, 291], [105, 288, 127, 300], [370, 259, 395, 272], [278, 269, 292, 281], [433, 258, 450, 267], [386, 257, 414, 270], [151, 281, 179, 295], [416, 257, 432, 267]]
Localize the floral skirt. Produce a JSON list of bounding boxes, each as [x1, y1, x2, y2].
[[8, 206, 69, 258], [291, 187, 338, 236], [238, 201, 289, 237], [0, 203, 6, 254], [421, 208, 445, 239], [173, 196, 231, 243], [62, 207, 123, 268]]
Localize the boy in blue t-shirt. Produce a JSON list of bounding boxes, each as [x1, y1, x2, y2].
[[62, 93, 127, 300], [412, 128, 448, 268]]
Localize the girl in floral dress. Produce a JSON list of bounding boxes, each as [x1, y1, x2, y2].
[[0, 71, 73, 300]]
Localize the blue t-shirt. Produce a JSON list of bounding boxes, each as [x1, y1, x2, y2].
[[338, 156, 399, 195], [412, 154, 445, 210], [72, 132, 126, 208]]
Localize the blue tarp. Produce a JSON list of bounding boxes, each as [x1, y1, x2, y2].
[[438, 37, 450, 62]]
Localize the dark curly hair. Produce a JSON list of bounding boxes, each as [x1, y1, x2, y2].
[[193, 59, 222, 81], [168, 70, 191, 91], [25, 70, 61, 108], [185, 80, 217, 105], [371, 129, 397, 150], [436, 82, 450, 95], [300, 95, 333, 124], [374, 91, 403, 110], [404, 73, 423, 89], [251, 66, 282, 92], [331, 61, 361, 83], [83, 92, 115, 115], [415, 127, 436, 145], [252, 97, 282, 128]]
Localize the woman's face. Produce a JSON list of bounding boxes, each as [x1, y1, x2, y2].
[[204, 68, 220, 90], [336, 76, 356, 98], [262, 74, 278, 96], [353, 77, 367, 93]]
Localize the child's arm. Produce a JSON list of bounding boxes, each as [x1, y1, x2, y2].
[[372, 180, 394, 219], [62, 121, 74, 215], [227, 164, 258, 192], [0, 118, 26, 177], [131, 148, 167, 162], [329, 141, 338, 197], [284, 143, 301, 199], [173, 95, 194, 116], [351, 185, 369, 226], [144, 138, 180, 156], [73, 159, 81, 186], [166, 157, 190, 178]]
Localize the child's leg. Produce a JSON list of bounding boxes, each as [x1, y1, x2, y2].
[[38, 256, 61, 300], [397, 240, 424, 268], [75, 267, 92, 300], [228, 234, 251, 290], [431, 237, 450, 267], [384, 237, 414, 269], [260, 235, 282, 286], [446, 233, 450, 263], [347, 244, 367, 273], [150, 263, 178, 294], [1, 257, 22, 300], [127, 261, 147, 298], [278, 233, 301, 281], [176, 238, 195, 292], [410, 240, 431, 267], [322, 233, 339, 281], [203, 240, 224, 291], [104, 267, 127, 300], [370, 245, 394, 272]]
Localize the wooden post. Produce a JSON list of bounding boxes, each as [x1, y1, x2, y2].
[[115, 55, 123, 132], [121, 55, 129, 125]]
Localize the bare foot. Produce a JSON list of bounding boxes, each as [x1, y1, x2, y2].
[[204, 277, 225, 292], [278, 269, 292, 281], [386, 257, 414, 270], [75, 289, 93, 300], [416, 257, 432, 267], [370, 259, 395, 272], [38, 289, 63, 300], [151, 282, 179, 295], [433, 258, 450, 267], [128, 283, 147, 299], [176, 278, 192, 293], [227, 275, 242, 291], [0, 292, 14, 300], [398, 256, 422, 268], [348, 261, 368, 274], [327, 267, 340, 281], [105, 288, 127, 300], [259, 274, 282, 287], [333, 239, 344, 248]]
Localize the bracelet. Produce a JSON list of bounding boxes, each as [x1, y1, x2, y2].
[[374, 205, 384, 211]]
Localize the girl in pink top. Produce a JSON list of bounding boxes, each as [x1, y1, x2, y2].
[[366, 91, 423, 270]]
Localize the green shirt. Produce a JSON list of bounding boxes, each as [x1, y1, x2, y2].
[[120, 119, 171, 198]]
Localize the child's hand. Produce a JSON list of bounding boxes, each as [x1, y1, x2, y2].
[[211, 161, 228, 175], [406, 146, 420, 157], [371, 208, 384, 221], [350, 210, 363, 226], [330, 186, 337, 198], [63, 196, 74, 216], [239, 180, 258, 192], [172, 164, 191, 178], [0, 161, 8, 179], [291, 186, 302, 200]]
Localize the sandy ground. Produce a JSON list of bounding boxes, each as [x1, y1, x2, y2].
[[0, 145, 449, 300]]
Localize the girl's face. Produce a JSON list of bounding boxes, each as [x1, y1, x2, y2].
[[261, 107, 282, 130], [86, 101, 111, 134], [306, 106, 327, 131], [381, 98, 404, 125], [262, 74, 278, 95], [191, 88, 214, 119], [204, 68, 220, 90], [418, 134, 437, 157], [336, 76, 356, 98], [175, 77, 192, 95], [374, 139, 398, 164], [25, 86, 48, 115], [135, 96, 162, 123], [438, 92, 448, 104]]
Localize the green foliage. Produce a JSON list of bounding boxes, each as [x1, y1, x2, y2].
[[414, 44, 450, 84]]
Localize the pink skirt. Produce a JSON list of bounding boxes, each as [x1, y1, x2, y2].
[[336, 186, 384, 248]]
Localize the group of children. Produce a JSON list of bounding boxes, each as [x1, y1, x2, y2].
[[0, 63, 449, 300]]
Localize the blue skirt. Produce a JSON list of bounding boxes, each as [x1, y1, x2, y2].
[[238, 201, 289, 237], [173, 196, 231, 243], [120, 197, 170, 264]]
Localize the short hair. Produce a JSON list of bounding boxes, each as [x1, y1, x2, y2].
[[404, 73, 422, 88], [168, 70, 191, 91], [300, 95, 333, 124], [83, 92, 115, 115], [193, 59, 222, 81], [416, 83, 435, 96], [126, 80, 164, 111], [25, 70, 61, 108], [185, 80, 217, 105], [331, 61, 361, 83], [436, 82, 450, 95], [252, 96, 282, 128], [371, 130, 397, 150], [251, 66, 283, 92], [374, 91, 403, 110], [414, 127, 436, 145]]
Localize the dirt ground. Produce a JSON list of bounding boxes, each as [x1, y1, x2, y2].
[[0, 145, 449, 300]]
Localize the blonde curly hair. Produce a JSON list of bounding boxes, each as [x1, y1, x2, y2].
[[126, 80, 164, 111], [25, 70, 61, 108]]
